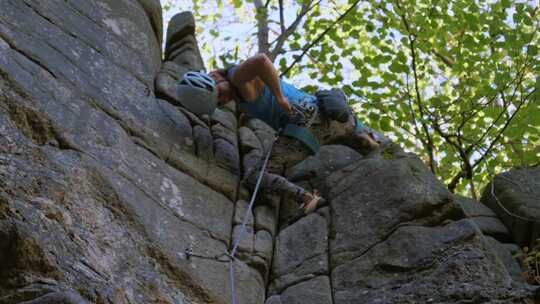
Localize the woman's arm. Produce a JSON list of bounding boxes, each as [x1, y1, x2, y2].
[[231, 53, 292, 114]]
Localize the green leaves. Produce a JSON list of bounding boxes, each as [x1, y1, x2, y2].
[[389, 60, 407, 73], [174, 0, 540, 197], [231, 0, 243, 8], [379, 117, 392, 131]]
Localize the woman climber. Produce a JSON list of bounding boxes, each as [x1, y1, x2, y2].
[[182, 53, 382, 214]]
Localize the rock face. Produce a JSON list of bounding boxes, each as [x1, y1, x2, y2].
[[0, 2, 249, 303], [271, 145, 533, 303], [456, 195, 524, 283], [481, 166, 540, 247], [0, 1, 535, 304], [457, 195, 511, 242], [156, 11, 205, 105]]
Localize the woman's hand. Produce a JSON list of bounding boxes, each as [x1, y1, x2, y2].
[[276, 95, 292, 115]]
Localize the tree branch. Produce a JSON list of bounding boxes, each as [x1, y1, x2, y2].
[[279, 0, 286, 34], [431, 50, 454, 68], [445, 22, 537, 193], [396, 0, 437, 173], [447, 87, 534, 193], [431, 108, 475, 193], [269, 0, 321, 61], [447, 171, 467, 193], [469, 177, 478, 199], [457, 93, 496, 135], [403, 78, 426, 145], [465, 53, 531, 156], [472, 87, 535, 169], [254, 0, 270, 55], [280, 0, 363, 77], [269, 0, 320, 45]]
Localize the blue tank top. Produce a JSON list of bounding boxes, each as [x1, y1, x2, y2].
[[227, 66, 316, 129], [227, 66, 320, 153], [226, 66, 367, 154], [237, 81, 317, 130]]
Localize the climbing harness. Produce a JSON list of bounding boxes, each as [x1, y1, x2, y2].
[[291, 97, 319, 128]]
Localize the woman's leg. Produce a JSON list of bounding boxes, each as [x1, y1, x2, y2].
[[310, 113, 382, 155], [242, 136, 311, 202]]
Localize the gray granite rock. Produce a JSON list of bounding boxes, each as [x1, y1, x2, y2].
[[332, 219, 526, 303], [214, 138, 240, 174], [485, 236, 525, 283], [212, 108, 237, 131], [0, 1, 259, 303], [249, 254, 271, 283], [155, 61, 190, 105], [234, 200, 253, 227], [193, 125, 214, 161], [137, 0, 163, 46], [246, 118, 276, 135], [157, 11, 207, 109], [238, 185, 251, 201], [239, 126, 263, 153], [254, 229, 273, 262], [231, 260, 267, 304], [286, 144, 362, 183], [161, 60, 189, 80], [280, 276, 332, 304], [0, 1, 535, 303], [152, 98, 195, 153], [164, 12, 204, 71], [457, 195, 498, 217], [254, 130, 276, 152], [178, 105, 210, 129], [212, 123, 237, 146], [470, 216, 512, 241], [271, 213, 328, 293], [43, 0, 162, 86], [233, 224, 254, 256], [265, 295, 282, 304], [456, 195, 511, 241], [243, 149, 264, 176], [323, 148, 532, 303], [164, 143, 239, 200], [481, 166, 540, 247], [255, 205, 277, 236], [222, 100, 237, 113], [326, 152, 459, 266], [165, 11, 193, 47]]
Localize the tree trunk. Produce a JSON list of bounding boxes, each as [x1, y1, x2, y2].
[[254, 0, 270, 55]]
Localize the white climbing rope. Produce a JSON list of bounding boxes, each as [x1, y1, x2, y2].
[[482, 164, 540, 223], [489, 175, 540, 222], [228, 131, 279, 304]]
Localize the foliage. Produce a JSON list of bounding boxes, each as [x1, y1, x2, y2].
[[162, 0, 540, 198], [515, 239, 540, 285]]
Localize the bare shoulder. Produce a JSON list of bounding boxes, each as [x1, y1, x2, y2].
[[231, 54, 270, 83], [231, 54, 268, 101]]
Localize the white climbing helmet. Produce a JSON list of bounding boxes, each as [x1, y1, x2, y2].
[[177, 71, 218, 115]]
